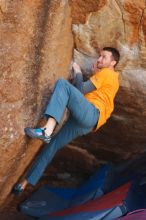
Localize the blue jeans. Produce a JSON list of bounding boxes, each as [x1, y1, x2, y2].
[[26, 79, 99, 185]]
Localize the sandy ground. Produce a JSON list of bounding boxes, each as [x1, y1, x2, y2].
[[0, 213, 34, 220]]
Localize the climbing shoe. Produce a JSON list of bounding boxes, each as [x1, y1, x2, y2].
[[24, 127, 51, 143], [12, 183, 24, 196]]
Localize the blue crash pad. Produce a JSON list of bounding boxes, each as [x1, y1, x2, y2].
[[20, 164, 111, 217]]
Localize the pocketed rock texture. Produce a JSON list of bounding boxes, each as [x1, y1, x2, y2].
[[0, 0, 73, 208], [0, 0, 146, 214], [71, 0, 146, 161]]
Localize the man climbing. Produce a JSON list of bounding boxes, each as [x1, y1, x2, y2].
[[13, 47, 120, 194]]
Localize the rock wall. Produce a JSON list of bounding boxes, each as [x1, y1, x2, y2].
[[0, 0, 146, 209], [70, 0, 146, 161], [0, 0, 73, 207]]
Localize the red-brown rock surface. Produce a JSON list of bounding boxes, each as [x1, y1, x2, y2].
[[0, 0, 73, 209], [71, 0, 146, 161], [0, 0, 146, 216]]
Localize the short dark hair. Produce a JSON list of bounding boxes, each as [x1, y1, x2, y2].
[[103, 47, 120, 66]]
